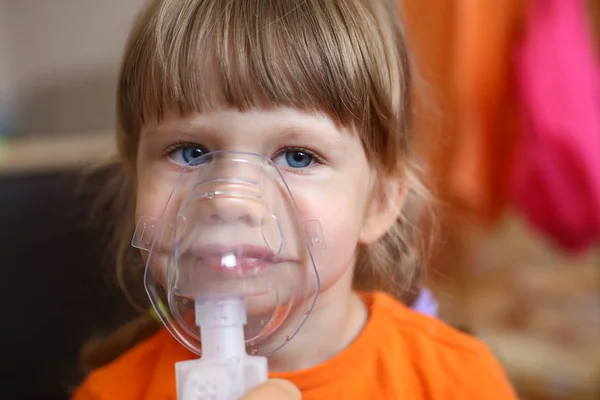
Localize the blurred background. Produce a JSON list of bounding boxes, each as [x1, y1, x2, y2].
[[1, 0, 599, 399]]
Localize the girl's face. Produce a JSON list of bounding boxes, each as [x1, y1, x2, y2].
[[135, 107, 397, 299]]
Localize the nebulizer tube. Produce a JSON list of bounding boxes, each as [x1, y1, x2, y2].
[[132, 151, 325, 400], [175, 297, 267, 400]]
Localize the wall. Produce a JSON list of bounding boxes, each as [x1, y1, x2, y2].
[[0, 0, 13, 134], [1, 0, 146, 137]]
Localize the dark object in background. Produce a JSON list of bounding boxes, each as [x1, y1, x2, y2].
[[0, 170, 137, 400]]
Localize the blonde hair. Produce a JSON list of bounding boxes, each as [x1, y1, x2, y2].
[[82, 0, 432, 371]]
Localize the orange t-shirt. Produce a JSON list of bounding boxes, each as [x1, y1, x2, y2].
[[73, 292, 517, 399]]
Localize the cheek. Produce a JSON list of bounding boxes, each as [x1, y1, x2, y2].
[[136, 170, 201, 284], [315, 214, 362, 289], [134, 171, 178, 262], [293, 185, 368, 290], [135, 170, 174, 221]]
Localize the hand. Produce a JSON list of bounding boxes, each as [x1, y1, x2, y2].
[[241, 379, 301, 400]]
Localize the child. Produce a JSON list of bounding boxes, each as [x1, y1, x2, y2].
[[74, 0, 517, 398]]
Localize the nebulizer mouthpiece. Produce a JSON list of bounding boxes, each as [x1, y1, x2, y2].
[[132, 151, 324, 399]]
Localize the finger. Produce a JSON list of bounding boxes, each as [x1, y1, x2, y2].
[[241, 379, 302, 400]]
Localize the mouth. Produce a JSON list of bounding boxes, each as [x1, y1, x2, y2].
[[180, 243, 286, 277]]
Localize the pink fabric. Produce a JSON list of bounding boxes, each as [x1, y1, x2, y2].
[[511, 0, 600, 252]]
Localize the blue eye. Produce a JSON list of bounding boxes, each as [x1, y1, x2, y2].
[[169, 145, 209, 166], [274, 149, 314, 169]]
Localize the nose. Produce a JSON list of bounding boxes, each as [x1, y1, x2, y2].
[[205, 193, 263, 226], [184, 182, 266, 227], [198, 152, 266, 186], [187, 153, 269, 226]]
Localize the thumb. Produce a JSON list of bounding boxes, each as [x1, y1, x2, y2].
[[241, 379, 301, 400]]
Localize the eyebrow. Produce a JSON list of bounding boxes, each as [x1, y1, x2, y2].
[[277, 126, 344, 147], [142, 122, 212, 138]]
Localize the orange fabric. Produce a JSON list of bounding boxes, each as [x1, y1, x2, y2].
[[73, 292, 517, 399], [402, 0, 524, 223]]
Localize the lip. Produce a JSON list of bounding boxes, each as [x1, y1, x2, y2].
[[179, 243, 285, 277], [194, 244, 276, 259]]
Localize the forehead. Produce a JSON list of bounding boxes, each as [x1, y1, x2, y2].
[[141, 107, 349, 147]]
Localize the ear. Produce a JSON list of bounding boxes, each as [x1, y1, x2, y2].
[[359, 175, 406, 245]]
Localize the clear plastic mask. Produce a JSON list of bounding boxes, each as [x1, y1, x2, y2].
[[132, 151, 325, 355]]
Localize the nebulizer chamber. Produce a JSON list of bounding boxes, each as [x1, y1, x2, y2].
[[132, 151, 324, 399]]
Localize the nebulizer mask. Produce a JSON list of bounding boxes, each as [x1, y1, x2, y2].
[[132, 151, 324, 399]]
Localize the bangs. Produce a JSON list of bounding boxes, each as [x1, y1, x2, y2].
[[120, 0, 403, 130]]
